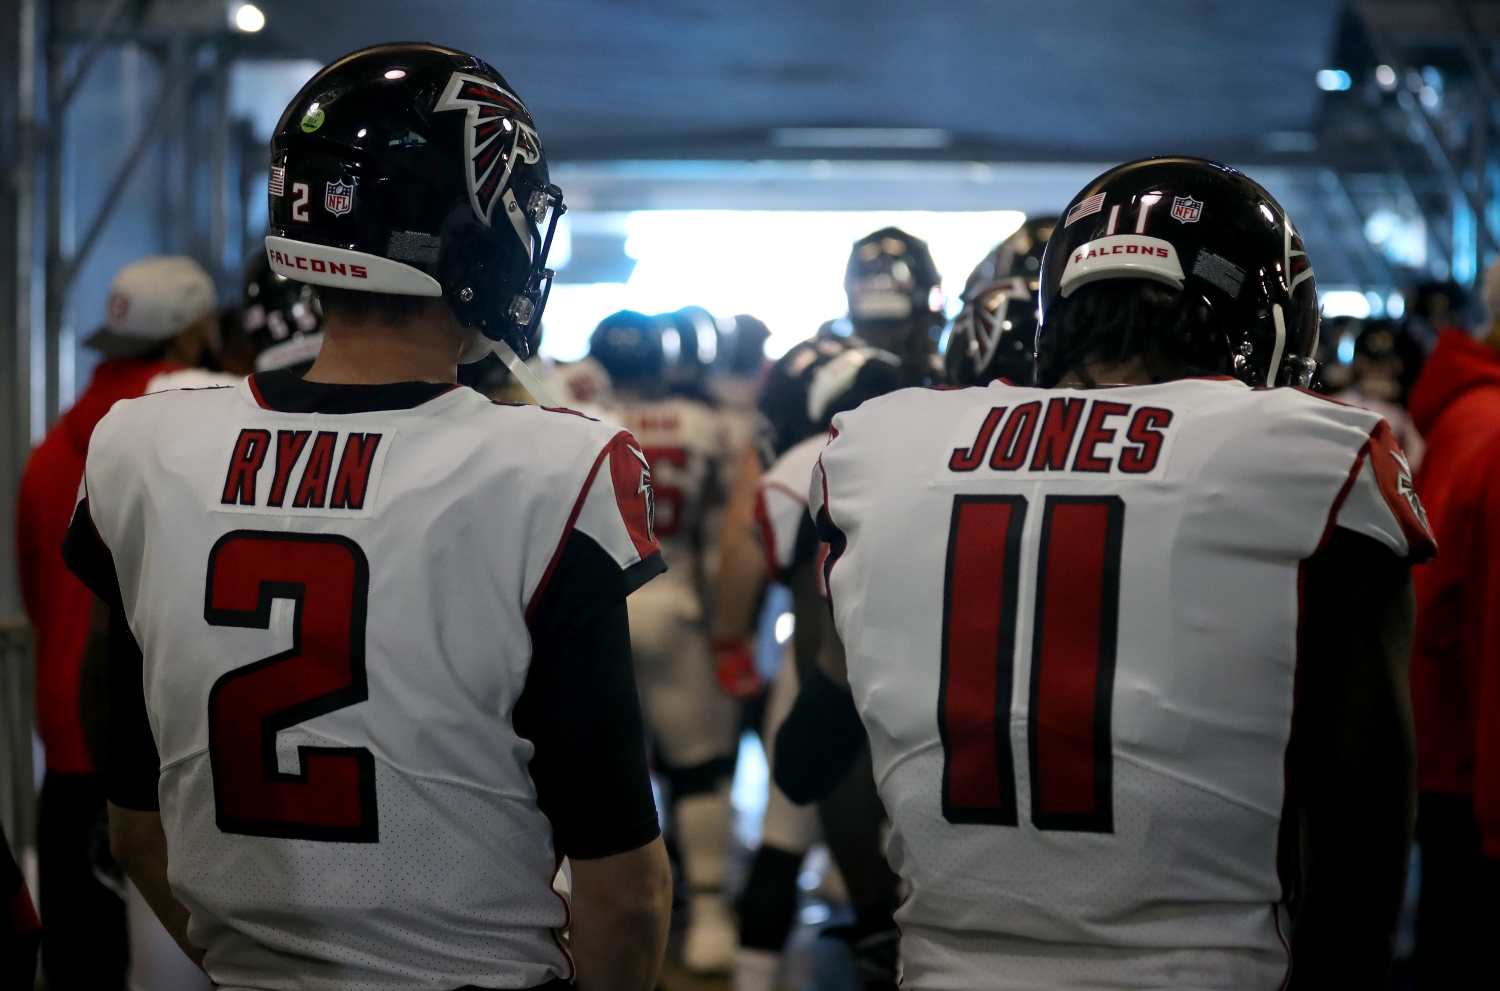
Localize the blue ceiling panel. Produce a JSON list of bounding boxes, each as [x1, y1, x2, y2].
[[254, 0, 1344, 159]]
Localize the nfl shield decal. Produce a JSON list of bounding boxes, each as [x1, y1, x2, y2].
[[1171, 195, 1203, 223], [325, 179, 355, 217]]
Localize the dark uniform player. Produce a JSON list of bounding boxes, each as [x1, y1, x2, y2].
[[944, 217, 1058, 388], [589, 310, 742, 972], [717, 226, 942, 989], [752, 228, 944, 467], [237, 254, 326, 375], [719, 229, 947, 694], [66, 44, 672, 991], [732, 347, 908, 991]]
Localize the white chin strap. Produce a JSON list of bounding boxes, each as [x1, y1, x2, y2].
[[492, 339, 557, 407], [1268, 304, 1288, 388]]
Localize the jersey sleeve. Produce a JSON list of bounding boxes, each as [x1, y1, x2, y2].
[[567, 430, 666, 596], [1332, 418, 1437, 563], [519, 530, 661, 859], [755, 481, 810, 580], [61, 499, 161, 811]]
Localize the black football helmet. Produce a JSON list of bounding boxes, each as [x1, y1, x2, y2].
[[1038, 157, 1317, 388], [266, 43, 564, 358], [945, 217, 1057, 386], [241, 253, 325, 372], [590, 310, 665, 383], [845, 227, 942, 321], [716, 314, 770, 377], [661, 306, 718, 381], [807, 345, 905, 431], [754, 335, 859, 466]]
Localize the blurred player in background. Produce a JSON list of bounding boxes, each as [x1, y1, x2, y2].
[[717, 228, 947, 696], [710, 314, 771, 415], [236, 254, 326, 376], [1331, 320, 1424, 472], [943, 217, 1056, 388], [546, 350, 615, 414], [787, 158, 1428, 990], [590, 310, 742, 972], [712, 228, 945, 990], [753, 227, 944, 466], [732, 346, 908, 991]]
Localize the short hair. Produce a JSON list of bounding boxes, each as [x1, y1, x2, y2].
[[315, 287, 437, 327], [1036, 279, 1229, 387]]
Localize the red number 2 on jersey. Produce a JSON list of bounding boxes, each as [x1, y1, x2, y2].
[[939, 495, 1123, 833], [205, 531, 378, 842]]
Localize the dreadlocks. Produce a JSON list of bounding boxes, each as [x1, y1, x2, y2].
[[1036, 279, 1231, 387]]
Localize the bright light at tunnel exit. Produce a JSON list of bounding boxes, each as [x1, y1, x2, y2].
[[539, 209, 1025, 362]]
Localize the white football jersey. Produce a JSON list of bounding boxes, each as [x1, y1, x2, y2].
[[610, 396, 731, 594], [811, 378, 1434, 991], [82, 379, 660, 991], [756, 434, 826, 579]]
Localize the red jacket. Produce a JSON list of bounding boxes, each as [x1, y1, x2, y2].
[[16, 357, 177, 774], [1409, 330, 1500, 856]]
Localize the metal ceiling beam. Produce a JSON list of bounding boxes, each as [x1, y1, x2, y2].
[[1360, 11, 1499, 261], [54, 0, 130, 111], [1443, 0, 1500, 132], [1320, 169, 1398, 285], [63, 62, 178, 290], [1359, 101, 1455, 271]]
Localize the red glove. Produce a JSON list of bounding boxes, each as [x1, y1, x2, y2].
[[714, 638, 764, 699]]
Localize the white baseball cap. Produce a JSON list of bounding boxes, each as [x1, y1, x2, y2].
[[83, 256, 217, 357]]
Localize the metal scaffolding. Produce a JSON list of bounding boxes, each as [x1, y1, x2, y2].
[[0, 0, 271, 866], [1329, 1, 1500, 292]]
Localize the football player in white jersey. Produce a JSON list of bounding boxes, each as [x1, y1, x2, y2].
[[63, 44, 672, 991], [784, 158, 1433, 990], [588, 310, 740, 972]]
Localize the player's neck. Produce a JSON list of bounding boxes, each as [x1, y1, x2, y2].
[[304, 308, 472, 386], [1056, 355, 1154, 389]]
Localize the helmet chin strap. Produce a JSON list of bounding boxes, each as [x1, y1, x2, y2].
[[1268, 304, 1288, 387], [492, 338, 558, 407]]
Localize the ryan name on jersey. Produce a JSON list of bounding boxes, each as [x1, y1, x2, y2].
[[218, 426, 391, 516]]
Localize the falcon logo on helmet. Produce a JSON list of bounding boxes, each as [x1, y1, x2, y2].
[[435, 72, 541, 235]]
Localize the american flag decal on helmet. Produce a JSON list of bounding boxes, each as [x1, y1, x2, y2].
[[435, 72, 540, 232]]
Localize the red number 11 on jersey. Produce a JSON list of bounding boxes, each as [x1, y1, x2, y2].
[[939, 494, 1123, 833]]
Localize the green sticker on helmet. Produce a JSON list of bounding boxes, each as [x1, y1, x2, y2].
[[300, 106, 325, 133]]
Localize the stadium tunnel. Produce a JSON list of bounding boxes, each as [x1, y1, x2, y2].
[[0, 2, 1497, 989]]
